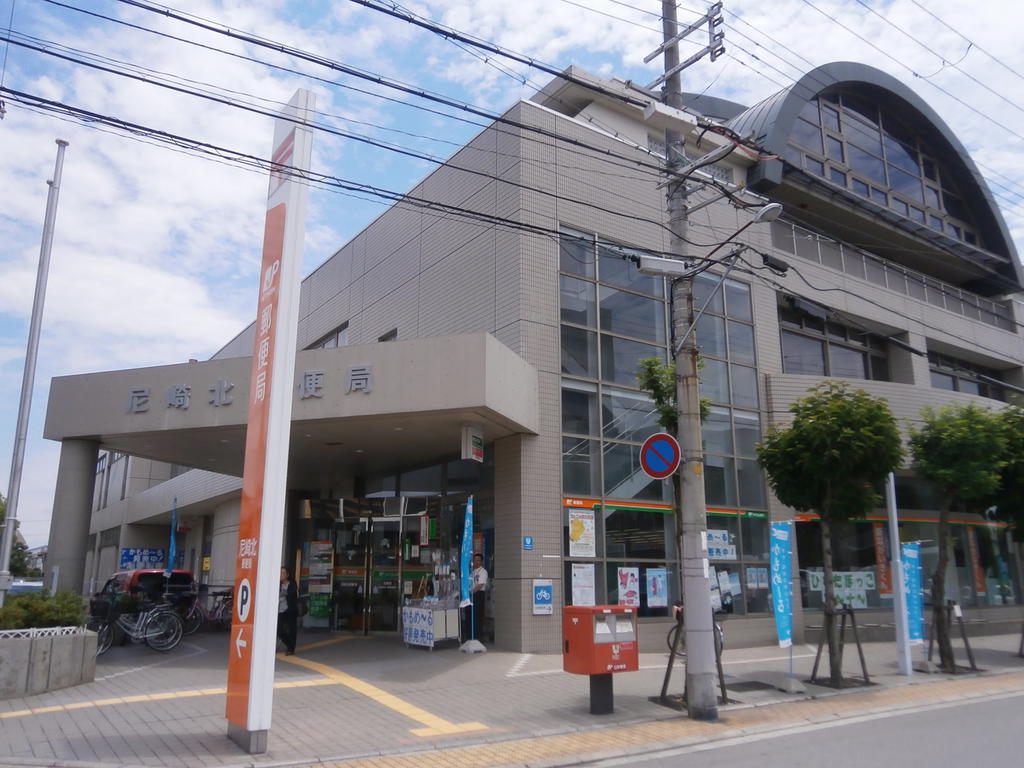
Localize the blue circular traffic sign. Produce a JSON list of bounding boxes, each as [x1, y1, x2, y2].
[[640, 433, 681, 479]]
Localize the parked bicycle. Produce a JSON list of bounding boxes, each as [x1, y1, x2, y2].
[[170, 587, 233, 634], [207, 589, 234, 630], [87, 597, 184, 655], [666, 608, 725, 655]]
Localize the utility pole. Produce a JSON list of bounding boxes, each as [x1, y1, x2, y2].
[[0, 139, 69, 607], [659, 0, 721, 720]]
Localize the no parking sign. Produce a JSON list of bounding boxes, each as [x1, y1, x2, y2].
[[639, 433, 681, 479]]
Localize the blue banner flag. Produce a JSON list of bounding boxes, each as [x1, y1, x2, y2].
[[770, 522, 793, 648], [459, 495, 474, 609], [164, 497, 177, 578], [902, 542, 924, 644]]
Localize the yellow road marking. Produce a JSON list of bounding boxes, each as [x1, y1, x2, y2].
[[0, 678, 337, 720], [297, 635, 359, 652], [279, 653, 488, 737]]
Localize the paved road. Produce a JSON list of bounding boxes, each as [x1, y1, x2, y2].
[[585, 690, 1024, 767]]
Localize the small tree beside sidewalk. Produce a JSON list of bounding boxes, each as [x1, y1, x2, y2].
[[909, 403, 1007, 673], [757, 382, 903, 687]]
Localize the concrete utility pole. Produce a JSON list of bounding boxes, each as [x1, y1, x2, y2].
[[660, 0, 718, 720], [0, 139, 69, 607]]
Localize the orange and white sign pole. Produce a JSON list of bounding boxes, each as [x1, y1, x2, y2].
[[226, 89, 314, 754]]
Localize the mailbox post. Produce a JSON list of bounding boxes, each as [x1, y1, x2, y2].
[[563, 606, 639, 714]]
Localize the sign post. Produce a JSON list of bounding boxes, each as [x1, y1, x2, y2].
[[885, 473, 913, 675], [225, 89, 315, 754], [639, 433, 681, 479]]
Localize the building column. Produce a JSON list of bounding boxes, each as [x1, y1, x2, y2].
[[44, 438, 99, 594]]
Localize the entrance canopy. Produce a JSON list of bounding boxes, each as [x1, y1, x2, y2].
[[44, 333, 539, 487]]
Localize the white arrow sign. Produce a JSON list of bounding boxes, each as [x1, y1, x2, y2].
[[235, 626, 247, 658]]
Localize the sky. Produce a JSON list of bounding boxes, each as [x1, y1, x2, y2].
[[1, 0, 1022, 548]]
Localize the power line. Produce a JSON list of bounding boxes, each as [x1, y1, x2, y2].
[[84, 0, 723, 191], [851, 0, 1024, 120], [40, 0, 683, 191], [797, 0, 1024, 146], [906, 0, 1024, 86], [9, 34, 748, 247], [2, 85, 752, 267]]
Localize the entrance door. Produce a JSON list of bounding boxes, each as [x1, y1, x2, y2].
[[331, 515, 402, 633]]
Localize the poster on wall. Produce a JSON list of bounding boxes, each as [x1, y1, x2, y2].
[[571, 563, 596, 606], [707, 529, 737, 560], [533, 579, 554, 615], [646, 568, 668, 607], [709, 567, 722, 611], [746, 567, 758, 589], [617, 567, 640, 606], [568, 510, 596, 558], [807, 569, 875, 609], [308, 540, 334, 594], [118, 548, 165, 570], [968, 529, 987, 596]]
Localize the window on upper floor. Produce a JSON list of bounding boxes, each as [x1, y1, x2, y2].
[[779, 305, 890, 381], [308, 322, 349, 350], [785, 91, 979, 248], [928, 351, 1006, 401], [378, 328, 398, 342]]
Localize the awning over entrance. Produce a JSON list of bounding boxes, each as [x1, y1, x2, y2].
[[44, 333, 539, 486]]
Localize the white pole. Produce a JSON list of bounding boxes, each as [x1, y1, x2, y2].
[[886, 472, 913, 675], [0, 139, 68, 607]]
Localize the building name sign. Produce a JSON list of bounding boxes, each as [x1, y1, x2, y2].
[[127, 366, 374, 413]]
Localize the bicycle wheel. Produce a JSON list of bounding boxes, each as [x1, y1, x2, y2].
[[144, 611, 183, 652], [181, 601, 203, 635], [87, 618, 114, 656], [666, 623, 684, 654], [215, 599, 233, 630]]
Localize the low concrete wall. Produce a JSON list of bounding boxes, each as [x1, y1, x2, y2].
[[0, 627, 97, 699]]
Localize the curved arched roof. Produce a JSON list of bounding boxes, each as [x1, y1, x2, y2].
[[725, 62, 1019, 275]]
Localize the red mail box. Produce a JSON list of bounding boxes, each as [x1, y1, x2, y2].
[[563, 605, 639, 675]]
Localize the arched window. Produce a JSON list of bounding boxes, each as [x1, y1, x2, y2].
[[785, 91, 979, 247]]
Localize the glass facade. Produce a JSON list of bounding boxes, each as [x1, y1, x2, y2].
[[796, 517, 1020, 611], [928, 350, 1007, 402], [558, 228, 770, 616], [770, 217, 1016, 331], [778, 305, 890, 381], [786, 91, 979, 247]]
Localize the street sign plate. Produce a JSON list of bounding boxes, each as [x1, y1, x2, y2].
[[639, 433, 681, 479]]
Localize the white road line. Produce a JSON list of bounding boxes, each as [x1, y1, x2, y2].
[[93, 641, 208, 681], [505, 653, 534, 677], [505, 651, 814, 677]]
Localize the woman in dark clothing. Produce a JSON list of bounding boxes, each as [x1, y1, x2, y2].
[[278, 567, 298, 655]]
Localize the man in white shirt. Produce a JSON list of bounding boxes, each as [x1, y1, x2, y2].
[[469, 553, 488, 641]]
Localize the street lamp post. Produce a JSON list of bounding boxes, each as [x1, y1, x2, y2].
[[0, 139, 68, 607]]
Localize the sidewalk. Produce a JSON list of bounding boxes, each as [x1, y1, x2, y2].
[[1, 628, 1022, 768]]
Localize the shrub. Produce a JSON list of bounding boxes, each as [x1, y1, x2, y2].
[[0, 591, 85, 630]]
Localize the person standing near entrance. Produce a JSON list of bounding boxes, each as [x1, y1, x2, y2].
[[278, 567, 298, 655], [470, 553, 488, 641]]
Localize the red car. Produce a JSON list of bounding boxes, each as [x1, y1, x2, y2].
[[90, 569, 195, 618]]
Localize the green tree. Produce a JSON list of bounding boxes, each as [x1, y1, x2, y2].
[[636, 357, 710, 432], [0, 493, 32, 578], [909, 403, 1007, 673], [757, 382, 903, 686], [991, 405, 1024, 539]]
